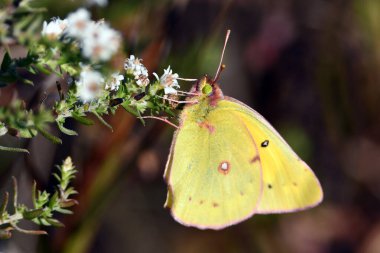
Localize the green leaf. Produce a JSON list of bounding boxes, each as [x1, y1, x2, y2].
[[17, 128, 38, 138], [12, 177, 18, 209], [21, 78, 34, 86], [35, 63, 52, 75], [56, 121, 78, 136], [59, 199, 78, 209], [23, 208, 44, 220], [0, 192, 9, 216], [32, 181, 37, 208], [55, 207, 73, 214], [35, 126, 62, 144], [71, 112, 94, 126], [93, 111, 112, 131], [1, 53, 12, 72], [121, 102, 139, 117], [48, 192, 58, 209], [45, 218, 64, 227], [0, 146, 29, 153]]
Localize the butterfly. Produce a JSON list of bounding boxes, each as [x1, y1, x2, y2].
[[163, 31, 323, 230]]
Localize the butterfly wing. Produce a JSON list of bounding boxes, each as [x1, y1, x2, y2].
[[218, 97, 323, 213], [164, 102, 263, 229]]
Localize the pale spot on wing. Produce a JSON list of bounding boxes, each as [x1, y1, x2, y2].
[[218, 161, 230, 175]]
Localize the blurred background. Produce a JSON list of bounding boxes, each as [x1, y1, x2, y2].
[[1, 0, 380, 252]]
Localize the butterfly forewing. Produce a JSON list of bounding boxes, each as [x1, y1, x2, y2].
[[165, 103, 263, 229], [219, 98, 323, 213]]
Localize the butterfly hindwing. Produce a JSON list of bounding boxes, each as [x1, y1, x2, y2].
[[165, 102, 263, 229]]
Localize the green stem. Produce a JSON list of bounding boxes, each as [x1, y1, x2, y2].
[[0, 212, 23, 226]]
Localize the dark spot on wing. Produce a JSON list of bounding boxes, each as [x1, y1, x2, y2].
[[212, 202, 219, 208], [189, 197, 192, 201], [199, 200, 204, 205], [268, 184, 273, 189], [261, 140, 269, 147], [293, 182, 298, 186]]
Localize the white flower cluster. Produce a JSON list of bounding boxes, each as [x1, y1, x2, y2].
[[105, 72, 124, 91], [76, 68, 105, 102], [124, 55, 150, 87], [41, 8, 121, 62], [76, 68, 124, 101], [153, 66, 180, 95], [124, 56, 180, 94], [41, 18, 68, 39]]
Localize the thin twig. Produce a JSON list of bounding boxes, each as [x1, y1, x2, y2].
[[140, 116, 179, 129]]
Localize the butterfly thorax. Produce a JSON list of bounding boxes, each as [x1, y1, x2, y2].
[[180, 76, 224, 125]]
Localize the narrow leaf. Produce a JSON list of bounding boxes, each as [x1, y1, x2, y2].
[[12, 177, 17, 209], [45, 218, 64, 227], [71, 113, 94, 125], [0, 146, 29, 153], [0, 192, 9, 216], [32, 181, 36, 208], [56, 122, 78, 136], [1, 52, 12, 71], [35, 126, 62, 144], [23, 209, 44, 220], [93, 111, 113, 131]]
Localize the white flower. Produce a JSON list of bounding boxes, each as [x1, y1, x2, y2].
[[135, 74, 150, 87], [62, 157, 74, 173], [124, 55, 150, 87], [0, 122, 7, 136], [76, 69, 105, 101], [124, 55, 148, 76], [41, 18, 68, 39], [105, 72, 124, 91], [81, 22, 121, 61], [86, 0, 108, 7], [153, 66, 179, 94], [66, 8, 91, 39]]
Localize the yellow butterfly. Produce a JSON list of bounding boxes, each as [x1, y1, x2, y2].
[[163, 31, 323, 230]]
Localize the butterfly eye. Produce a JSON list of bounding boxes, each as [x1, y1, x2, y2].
[[202, 84, 213, 96]]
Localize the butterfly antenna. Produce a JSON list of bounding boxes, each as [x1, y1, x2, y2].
[[213, 29, 231, 83]]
